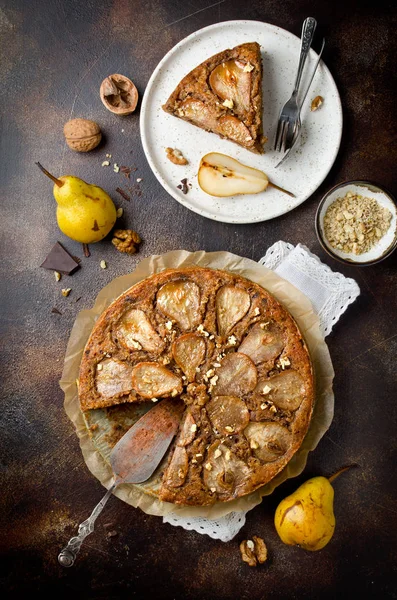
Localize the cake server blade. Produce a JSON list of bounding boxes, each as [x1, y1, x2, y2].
[[110, 398, 184, 484], [58, 398, 184, 567]]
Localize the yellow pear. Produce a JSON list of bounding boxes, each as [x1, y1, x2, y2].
[[37, 163, 117, 244], [274, 465, 356, 551]]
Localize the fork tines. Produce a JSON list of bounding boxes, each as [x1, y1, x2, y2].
[[274, 118, 289, 153]]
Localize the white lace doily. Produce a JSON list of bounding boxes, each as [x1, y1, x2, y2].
[[163, 242, 360, 541], [163, 511, 247, 542], [259, 241, 360, 336]]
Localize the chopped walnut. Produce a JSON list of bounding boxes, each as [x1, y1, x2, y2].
[[112, 229, 141, 254], [222, 99, 234, 109], [323, 192, 392, 254], [165, 147, 188, 165], [311, 95, 324, 111], [240, 536, 268, 567]]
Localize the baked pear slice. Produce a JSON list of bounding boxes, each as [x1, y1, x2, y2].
[[198, 152, 294, 198], [206, 396, 250, 435], [116, 308, 164, 354], [156, 280, 201, 331], [254, 370, 306, 411], [238, 322, 285, 365], [131, 362, 183, 399], [244, 422, 292, 462], [216, 285, 250, 338], [212, 352, 257, 396], [172, 333, 206, 381], [96, 359, 133, 398]]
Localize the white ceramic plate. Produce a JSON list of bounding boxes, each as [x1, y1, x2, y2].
[[140, 20, 343, 224]]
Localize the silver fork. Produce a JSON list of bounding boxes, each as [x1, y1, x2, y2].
[[275, 37, 326, 168], [274, 17, 317, 153]]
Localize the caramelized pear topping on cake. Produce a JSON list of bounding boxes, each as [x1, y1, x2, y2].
[[156, 280, 201, 331], [218, 115, 254, 146], [213, 353, 257, 396], [203, 442, 251, 496], [216, 285, 250, 337], [178, 98, 219, 131], [172, 333, 206, 381], [238, 322, 285, 365], [244, 422, 292, 462], [256, 370, 306, 411], [209, 60, 252, 114], [206, 396, 250, 435], [96, 359, 133, 398], [116, 308, 164, 353], [131, 362, 183, 398], [164, 446, 189, 488], [177, 410, 197, 447]]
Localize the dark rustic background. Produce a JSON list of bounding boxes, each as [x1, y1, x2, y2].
[[1, 0, 396, 598]]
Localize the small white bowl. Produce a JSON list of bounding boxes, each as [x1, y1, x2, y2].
[[315, 180, 397, 266]]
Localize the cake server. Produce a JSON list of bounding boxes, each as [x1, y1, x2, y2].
[[58, 398, 184, 567]]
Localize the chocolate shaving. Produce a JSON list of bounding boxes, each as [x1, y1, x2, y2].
[[120, 166, 131, 179], [75, 297, 81, 303], [116, 187, 131, 201], [83, 244, 91, 257], [51, 307, 62, 315]]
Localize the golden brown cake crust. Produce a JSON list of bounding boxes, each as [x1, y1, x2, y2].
[[79, 267, 314, 505], [162, 42, 264, 153]]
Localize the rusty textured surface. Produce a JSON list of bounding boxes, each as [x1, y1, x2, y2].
[[1, 0, 396, 597]]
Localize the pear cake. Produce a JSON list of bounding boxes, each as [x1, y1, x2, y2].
[[79, 267, 314, 506], [162, 42, 264, 153]]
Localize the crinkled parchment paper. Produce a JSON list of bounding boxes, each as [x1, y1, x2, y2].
[[60, 250, 334, 519]]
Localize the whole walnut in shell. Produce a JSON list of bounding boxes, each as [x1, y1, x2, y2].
[[63, 118, 102, 152]]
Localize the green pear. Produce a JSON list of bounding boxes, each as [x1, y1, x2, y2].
[[274, 465, 356, 551], [36, 163, 116, 244]]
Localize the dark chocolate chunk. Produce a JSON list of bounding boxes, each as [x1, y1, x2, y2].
[[40, 242, 80, 275], [179, 178, 189, 194]]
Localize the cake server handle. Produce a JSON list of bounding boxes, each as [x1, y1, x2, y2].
[[58, 482, 117, 567]]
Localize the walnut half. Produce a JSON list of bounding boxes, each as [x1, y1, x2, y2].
[[165, 147, 188, 165], [112, 229, 141, 254], [239, 536, 268, 567]]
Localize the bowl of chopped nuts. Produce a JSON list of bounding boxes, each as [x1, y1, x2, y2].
[[315, 180, 397, 266]]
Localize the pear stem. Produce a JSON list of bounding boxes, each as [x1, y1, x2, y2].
[[328, 463, 358, 484], [268, 180, 295, 198], [36, 162, 64, 188]]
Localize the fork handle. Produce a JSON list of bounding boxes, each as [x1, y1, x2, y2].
[[292, 17, 317, 96]]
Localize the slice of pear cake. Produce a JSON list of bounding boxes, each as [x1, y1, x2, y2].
[[162, 42, 264, 153]]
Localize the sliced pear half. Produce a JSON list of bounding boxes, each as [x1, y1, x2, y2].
[[198, 152, 295, 198]]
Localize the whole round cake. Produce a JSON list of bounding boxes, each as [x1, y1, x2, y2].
[[79, 267, 314, 506]]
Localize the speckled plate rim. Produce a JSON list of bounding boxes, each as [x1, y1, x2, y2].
[[140, 19, 343, 224], [315, 179, 397, 266]]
